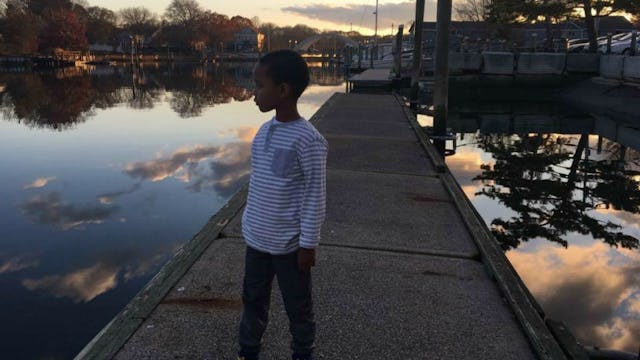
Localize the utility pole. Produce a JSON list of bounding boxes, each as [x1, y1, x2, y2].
[[409, 0, 425, 110], [374, 0, 378, 48], [433, 0, 453, 143], [371, 0, 379, 68]]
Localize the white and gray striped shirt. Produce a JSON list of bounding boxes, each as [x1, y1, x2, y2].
[[242, 117, 328, 255]]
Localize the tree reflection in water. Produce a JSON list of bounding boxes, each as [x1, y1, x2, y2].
[[473, 133, 640, 251], [0, 63, 341, 129]]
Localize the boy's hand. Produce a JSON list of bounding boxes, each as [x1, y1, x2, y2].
[[297, 248, 316, 273]]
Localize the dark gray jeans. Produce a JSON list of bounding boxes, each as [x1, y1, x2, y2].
[[238, 246, 315, 357]]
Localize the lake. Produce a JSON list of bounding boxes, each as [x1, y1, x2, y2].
[[0, 62, 344, 359]]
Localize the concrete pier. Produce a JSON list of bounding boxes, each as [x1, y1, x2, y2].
[[77, 93, 568, 360]]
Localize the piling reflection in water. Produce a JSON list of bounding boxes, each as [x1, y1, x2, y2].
[[444, 101, 640, 353]]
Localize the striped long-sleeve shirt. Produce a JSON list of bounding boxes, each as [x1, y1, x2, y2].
[[242, 117, 328, 255]]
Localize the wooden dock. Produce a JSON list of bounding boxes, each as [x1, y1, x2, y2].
[[76, 93, 571, 360], [348, 68, 393, 91]]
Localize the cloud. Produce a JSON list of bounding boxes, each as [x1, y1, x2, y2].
[[21, 243, 180, 303], [446, 147, 492, 199], [218, 126, 259, 142], [0, 255, 39, 274], [123, 142, 252, 197], [596, 207, 640, 231], [124, 145, 223, 182], [97, 183, 142, 205], [23, 177, 56, 190], [508, 243, 640, 352], [22, 263, 119, 303], [282, 1, 438, 30], [19, 192, 120, 230]]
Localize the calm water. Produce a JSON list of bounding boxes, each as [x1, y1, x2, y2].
[[0, 63, 344, 359], [422, 101, 640, 353]]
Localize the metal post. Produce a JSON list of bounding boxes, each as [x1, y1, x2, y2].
[[433, 0, 452, 139], [374, 0, 378, 61], [410, 0, 425, 110], [606, 33, 612, 54], [358, 45, 362, 69], [394, 24, 404, 78], [130, 36, 134, 64], [631, 30, 638, 56]]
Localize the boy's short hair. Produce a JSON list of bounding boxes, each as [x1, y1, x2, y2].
[[259, 50, 310, 99]]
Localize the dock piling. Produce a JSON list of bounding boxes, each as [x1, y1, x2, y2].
[[432, 0, 453, 152], [410, 0, 425, 110]]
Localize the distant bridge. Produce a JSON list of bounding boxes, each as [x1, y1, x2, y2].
[[294, 33, 359, 52]]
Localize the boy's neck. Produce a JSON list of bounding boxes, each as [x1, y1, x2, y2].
[[274, 102, 301, 122]]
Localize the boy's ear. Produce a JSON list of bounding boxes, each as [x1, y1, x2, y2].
[[278, 83, 292, 98]]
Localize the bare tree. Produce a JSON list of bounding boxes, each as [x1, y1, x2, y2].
[[251, 16, 261, 28], [165, 0, 203, 25], [118, 6, 158, 37], [118, 6, 157, 28], [454, 0, 491, 21]]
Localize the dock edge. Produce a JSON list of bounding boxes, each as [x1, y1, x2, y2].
[[397, 93, 569, 360]]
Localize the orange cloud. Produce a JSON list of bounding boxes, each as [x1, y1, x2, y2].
[[23, 263, 119, 303], [508, 242, 640, 352], [23, 177, 56, 189]]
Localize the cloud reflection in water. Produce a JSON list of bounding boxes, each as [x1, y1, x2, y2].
[[123, 128, 256, 197], [19, 192, 120, 230], [21, 242, 181, 303], [23, 176, 56, 189], [509, 242, 640, 352], [0, 255, 39, 274]]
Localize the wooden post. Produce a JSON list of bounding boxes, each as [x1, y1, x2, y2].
[[409, 0, 425, 110], [606, 33, 612, 54], [358, 45, 362, 69], [370, 42, 374, 69], [394, 24, 404, 78], [432, 0, 452, 138], [631, 30, 638, 56]]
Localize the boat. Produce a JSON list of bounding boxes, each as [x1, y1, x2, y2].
[[348, 43, 417, 70]]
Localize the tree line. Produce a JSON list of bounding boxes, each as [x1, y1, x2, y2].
[[0, 0, 359, 55], [455, 0, 639, 50]]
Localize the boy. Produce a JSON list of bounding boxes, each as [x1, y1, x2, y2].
[[238, 50, 328, 360]]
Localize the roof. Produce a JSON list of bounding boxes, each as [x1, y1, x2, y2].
[[412, 17, 634, 33], [597, 16, 635, 31]]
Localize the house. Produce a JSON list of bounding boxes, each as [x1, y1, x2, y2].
[[233, 27, 265, 52]]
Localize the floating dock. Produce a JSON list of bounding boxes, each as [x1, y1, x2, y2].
[[348, 68, 393, 91]]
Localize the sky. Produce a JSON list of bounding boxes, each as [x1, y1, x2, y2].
[[86, 0, 450, 35]]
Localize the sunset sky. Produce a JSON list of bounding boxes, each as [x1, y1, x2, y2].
[[88, 0, 450, 35]]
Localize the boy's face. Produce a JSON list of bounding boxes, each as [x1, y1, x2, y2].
[[253, 64, 287, 113]]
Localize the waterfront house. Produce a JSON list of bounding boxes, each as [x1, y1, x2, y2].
[[232, 27, 265, 52]]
